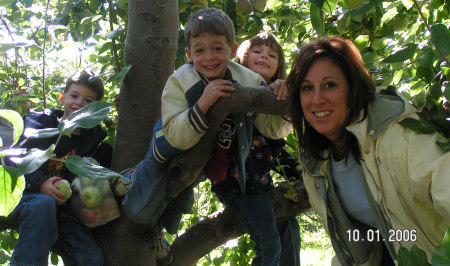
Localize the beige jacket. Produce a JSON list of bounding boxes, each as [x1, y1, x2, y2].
[[302, 94, 450, 265], [161, 60, 292, 150]]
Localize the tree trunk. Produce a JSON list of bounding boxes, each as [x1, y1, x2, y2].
[[111, 0, 179, 172]]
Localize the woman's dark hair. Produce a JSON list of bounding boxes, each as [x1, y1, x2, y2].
[[236, 32, 285, 83], [287, 36, 376, 161]]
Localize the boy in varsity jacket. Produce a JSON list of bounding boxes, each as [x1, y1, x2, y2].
[[120, 8, 291, 265]]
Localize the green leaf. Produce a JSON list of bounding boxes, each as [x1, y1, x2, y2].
[[310, 4, 324, 36], [0, 109, 24, 147], [114, 64, 132, 83], [432, 227, 450, 266], [309, 0, 337, 15], [349, 0, 383, 17], [417, 48, 436, 68], [398, 117, 437, 134], [50, 252, 59, 265], [410, 244, 431, 266], [108, 29, 123, 39], [397, 246, 413, 266], [23, 127, 60, 139], [64, 155, 122, 180], [0, 41, 36, 51], [0, 165, 25, 216], [57, 101, 112, 135], [0, 148, 27, 158], [10, 145, 55, 177], [382, 43, 417, 63], [431, 24, 450, 55]]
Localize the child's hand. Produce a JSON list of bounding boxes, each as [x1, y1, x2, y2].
[[269, 79, 289, 101], [197, 80, 235, 114], [40, 177, 67, 205]]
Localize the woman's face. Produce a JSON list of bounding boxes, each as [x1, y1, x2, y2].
[[299, 57, 349, 144]]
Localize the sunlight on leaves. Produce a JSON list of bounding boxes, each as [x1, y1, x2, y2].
[[0, 165, 25, 216], [0, 109, 24, 147], [10, 145, 55, 177]]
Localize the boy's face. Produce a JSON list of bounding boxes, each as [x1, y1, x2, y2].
[[59, 84, 97, 121], [185, 33, 237, 80]]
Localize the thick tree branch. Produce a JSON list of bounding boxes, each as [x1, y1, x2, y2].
[[166, 84, 291, 199], [168, 179, 310, 266]]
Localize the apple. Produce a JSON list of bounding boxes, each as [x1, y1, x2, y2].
[[80, 186, 103, 209], [254, 0, 266, 12], [391, 16, 409, 32], [79, 176, 95, 187], [236, 0, 253, 18], [343, 0, 366, 9], [371, 38, 388, 50], [53, 179, 72, 200], [101, 197, 119, 220], [81, 208, 102, 226], [191, 0, 208, 8], [71, 177, 82, 194], [97, 180, 112, 195]]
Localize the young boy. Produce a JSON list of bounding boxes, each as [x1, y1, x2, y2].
[[121, 8, 291, 265], [10, 70, 112, 266]]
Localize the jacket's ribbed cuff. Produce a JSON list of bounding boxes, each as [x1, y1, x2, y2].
[[188, 103, 209, 134]]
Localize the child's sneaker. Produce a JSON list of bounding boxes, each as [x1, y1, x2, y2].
[[110, 167, 135, 197], [156, 230, 173, 265]]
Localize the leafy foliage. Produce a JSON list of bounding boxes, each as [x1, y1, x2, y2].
[[0, 101, 119, 217]]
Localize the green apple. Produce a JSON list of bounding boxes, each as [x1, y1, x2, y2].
[[191, 0, 208, 8], [371, 38, 388, 50], [391, 16, 409, 31], [53, 179, 72, 200], [79, 176, 95, 187], [80, 186, 102, 209], [236, 0, 253, 18], [254, 0, 266, 12], [343, 0, 366, 9]]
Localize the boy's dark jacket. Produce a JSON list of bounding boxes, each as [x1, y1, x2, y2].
[[18, 108, 112, 193]]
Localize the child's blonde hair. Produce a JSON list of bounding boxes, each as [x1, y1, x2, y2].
[[236, 32, 285, 83], [184, 8, 235, 47]]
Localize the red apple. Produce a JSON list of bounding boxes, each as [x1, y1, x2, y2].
[[101, 197, 119, 220], [81, 208, 102, 226]]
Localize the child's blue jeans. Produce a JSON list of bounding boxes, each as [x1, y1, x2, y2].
[[10, 193, 103, 266], [215, 189, 301, 266], [122, 136, 197, 234]]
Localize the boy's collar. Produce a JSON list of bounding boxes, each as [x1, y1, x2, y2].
[[196, 68, 232, 86]]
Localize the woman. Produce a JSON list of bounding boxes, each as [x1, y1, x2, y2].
[[287, 36, 449, 265]]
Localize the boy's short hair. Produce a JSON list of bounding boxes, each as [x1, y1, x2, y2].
[[65, 70, 104, 101], [184, 8, 235, 47]]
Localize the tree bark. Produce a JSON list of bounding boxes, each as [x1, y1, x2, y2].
[[111, 0, 179, 172]]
